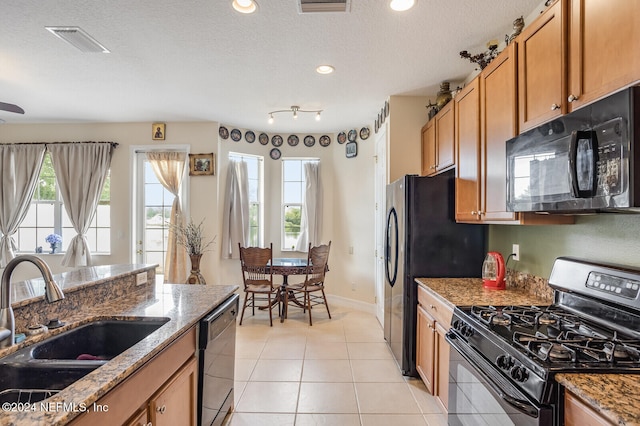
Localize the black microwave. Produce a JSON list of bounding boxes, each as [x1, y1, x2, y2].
[[506, 87, 640, 213]]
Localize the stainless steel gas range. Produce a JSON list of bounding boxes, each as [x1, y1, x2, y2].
[[446, 257, 640, 426]]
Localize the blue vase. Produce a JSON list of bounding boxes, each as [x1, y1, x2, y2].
[[50, 244, 57, 254]]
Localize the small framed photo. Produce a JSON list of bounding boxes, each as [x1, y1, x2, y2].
[[346, 141, 358, 158], [152, 123, 166, 140], [189, 153, 215, 176]]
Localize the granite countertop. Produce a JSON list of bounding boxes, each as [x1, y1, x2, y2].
[[556, 373, 640, 425], [415, 277, 552, 308], [0, 281, 238, 426]]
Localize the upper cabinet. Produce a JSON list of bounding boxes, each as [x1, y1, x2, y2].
[[421, 101, 455, 177], [567, 0, 640, 111], [455, 78, 481, 222], [518, 0, 640, 132], [518, 0, 566, 132]]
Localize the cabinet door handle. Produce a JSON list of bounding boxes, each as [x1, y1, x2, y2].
[[430, 165, 436, 169], [551, 103, 560, 110], [156, 405, 166, 414], [429, 304, 436, 310], [471, 211, 477, 215], [568, 94, 579, 102]]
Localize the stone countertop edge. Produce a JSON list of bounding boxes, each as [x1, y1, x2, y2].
[[1, 282, 239, 426], [556, 373, 640, 426], [414, 277, 551, 307], [10, 264, 158, 309]]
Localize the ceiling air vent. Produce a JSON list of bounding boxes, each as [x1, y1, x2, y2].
[[298, 0, 351, 13], [45, 26, 110, 53]]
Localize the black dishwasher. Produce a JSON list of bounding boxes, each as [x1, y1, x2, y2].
[[197, 293, 239, 426]]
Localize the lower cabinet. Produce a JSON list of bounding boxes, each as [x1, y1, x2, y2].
[[71, 326, 197, 426], [564, 391, 613, 426], [416, 284, 453, 413]]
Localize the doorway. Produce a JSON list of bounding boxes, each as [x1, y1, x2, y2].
[[132, 147, 189, 277], [374, 123, 388, 326]]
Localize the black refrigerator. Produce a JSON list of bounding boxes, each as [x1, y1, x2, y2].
[[384, 170, 486, 376]]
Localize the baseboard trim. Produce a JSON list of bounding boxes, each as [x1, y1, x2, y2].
[[326, 294, 376, 315]]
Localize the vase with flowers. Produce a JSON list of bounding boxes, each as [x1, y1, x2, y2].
[[169, 217, 216, 284], [45, 234, 62, 254]]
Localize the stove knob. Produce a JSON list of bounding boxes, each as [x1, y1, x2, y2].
[[510, 366, 529, 382], [453, 320, 461, 330], [496, 355, 514, 370], [461, 325, 474, 337]]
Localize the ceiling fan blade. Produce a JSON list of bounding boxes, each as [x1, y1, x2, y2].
[[0, 102, 25, 114]]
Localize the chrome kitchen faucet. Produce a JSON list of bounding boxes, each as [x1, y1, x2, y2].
[[0, 255, 65, 348]]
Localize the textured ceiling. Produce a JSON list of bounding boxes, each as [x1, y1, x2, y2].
[[0, 0, 541, 133]]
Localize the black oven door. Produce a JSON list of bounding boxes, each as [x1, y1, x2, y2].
[[446, 333, 555, 426]]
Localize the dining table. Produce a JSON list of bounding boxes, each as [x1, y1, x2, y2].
[[267, 257, 314, 322]]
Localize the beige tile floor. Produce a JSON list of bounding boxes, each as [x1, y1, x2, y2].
[[226, 303, 448, 426]]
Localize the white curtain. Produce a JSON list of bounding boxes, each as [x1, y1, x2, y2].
[[222, 159, 249, 259], [146, 151, 187, 283], [48, 142, 113, 267], [0, 144, 47, 267], [296, 161, 323, 251]]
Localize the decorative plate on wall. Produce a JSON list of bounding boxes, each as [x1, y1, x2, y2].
[[219, 126, 229, 139], [385, 100, 389, 117], [272, 135, 283, 147], [230, 129, 241, 141], [348, 129, 357, 142], [337, 132, 347, 144], [259, 133, 269, 145], [270, 148, 281, 160], [245, 130, 256, 143], [319, 135, 331, 147], [304, 135, 316, 147], [287, 135, 299, 146], [359, 127, 370, 140]]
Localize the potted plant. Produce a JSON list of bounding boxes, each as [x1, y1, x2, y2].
[[169, 217, 216, 284]]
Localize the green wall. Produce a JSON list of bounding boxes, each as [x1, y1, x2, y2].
[[489, 214, 640, 279]]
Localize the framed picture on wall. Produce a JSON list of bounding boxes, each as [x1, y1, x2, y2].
[[189, 153, 215, 176], [346, 141, 357, 158], [152, 123, 166, 140]]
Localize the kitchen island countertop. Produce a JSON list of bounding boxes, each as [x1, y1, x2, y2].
[[0, 280, 238, 426]]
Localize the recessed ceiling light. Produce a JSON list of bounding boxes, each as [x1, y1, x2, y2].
[[390, 0, 415, 11], [232, 0, 257, 14], [316, 65, 335, 74]]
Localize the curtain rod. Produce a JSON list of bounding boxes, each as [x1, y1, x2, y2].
[[134, 149, 187, 154], [0, 141, 119, 148]]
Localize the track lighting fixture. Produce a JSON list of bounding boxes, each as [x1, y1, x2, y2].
[[267, 105, 322, 124]]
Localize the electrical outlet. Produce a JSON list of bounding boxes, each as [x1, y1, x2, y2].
[[512, 244, 520, 261], [136, 272, 148, 286]]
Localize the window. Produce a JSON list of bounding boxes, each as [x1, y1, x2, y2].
[[282, 158, 318, 251], [229, 152, 263, 247], [17, 153, 111, 254]]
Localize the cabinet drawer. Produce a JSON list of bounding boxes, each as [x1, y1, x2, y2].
[[417, 284, 453, 329]]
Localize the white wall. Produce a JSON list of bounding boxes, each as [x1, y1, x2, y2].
[[216, 128, 376, 303], [0, 121, 220, 282], [0, 121, 379, 304]]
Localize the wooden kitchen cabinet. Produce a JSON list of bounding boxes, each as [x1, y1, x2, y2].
[[567, 0, 640, 112], [416, 304, 435, 393], [455, 78, 481, 222], [564, 391, 613, 426], [421, 119, 436, 176], [71, 327, 197, 426], [150, 357, 197, 426], [416, 283, 453, 412], [421, 101, 455, 176], [518, 0, 566, 132]]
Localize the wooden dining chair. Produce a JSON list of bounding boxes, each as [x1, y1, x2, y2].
[[238, 243, 279, 326], [284, 241, 332, 326]]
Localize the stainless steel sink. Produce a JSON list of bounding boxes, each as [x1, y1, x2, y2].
[[0, 317, 170, 403]]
